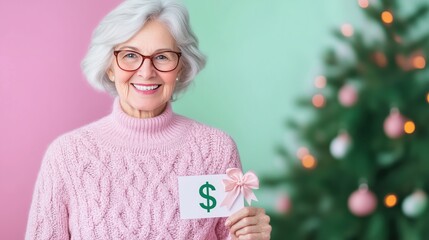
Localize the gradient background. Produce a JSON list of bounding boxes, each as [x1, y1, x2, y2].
[[0, 0, 362, 239]]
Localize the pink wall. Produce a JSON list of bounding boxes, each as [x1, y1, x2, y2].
[[0, 1, 121, 239]]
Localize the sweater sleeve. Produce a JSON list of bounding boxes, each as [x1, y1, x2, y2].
[[214, 133, 242, 239], [25, 140, 70, 240]]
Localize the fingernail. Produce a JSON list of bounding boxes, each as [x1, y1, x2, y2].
[[225, 220, 230, 226]]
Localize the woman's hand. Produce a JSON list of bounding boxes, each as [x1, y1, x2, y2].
[[225, 207, 271, 240]]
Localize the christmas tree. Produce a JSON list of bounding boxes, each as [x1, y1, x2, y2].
[[265, 0, 429, 239]]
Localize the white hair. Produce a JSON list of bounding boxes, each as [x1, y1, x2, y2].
[[81, 0, 206, 95]]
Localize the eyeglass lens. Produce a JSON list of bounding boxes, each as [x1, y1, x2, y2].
[[116, 50, 180, 72]]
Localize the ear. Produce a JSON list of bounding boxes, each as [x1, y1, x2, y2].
[[177, 69, 183, 80], [107, 69, 115, 82]]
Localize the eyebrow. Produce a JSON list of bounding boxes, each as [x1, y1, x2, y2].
[[117, 46, 141, 51], [116, 46, 176, 53]]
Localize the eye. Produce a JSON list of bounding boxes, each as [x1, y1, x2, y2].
[[123, 52, 138, 59], [154, 54, 169, 61]]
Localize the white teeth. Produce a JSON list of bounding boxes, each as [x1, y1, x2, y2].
[[133, 84, 159, 91]]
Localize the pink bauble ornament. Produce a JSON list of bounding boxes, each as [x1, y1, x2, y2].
[[276, 194, 292, 214], [338, 84, 358, 107], [348, 186, 377, 217], [384, 108, 405, 139]]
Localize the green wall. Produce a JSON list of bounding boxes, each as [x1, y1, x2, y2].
[[175, 0, 358, 176]]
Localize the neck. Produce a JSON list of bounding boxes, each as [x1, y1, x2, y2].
[[119, 99, 167, 119]]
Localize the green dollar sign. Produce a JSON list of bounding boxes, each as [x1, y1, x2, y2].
[[199, 181, 217, 213]]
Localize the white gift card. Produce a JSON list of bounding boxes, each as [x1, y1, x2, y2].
[[178, 174, 244, 219]]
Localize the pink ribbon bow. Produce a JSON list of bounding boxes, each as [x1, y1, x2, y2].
[[220, 168, 259, 210]]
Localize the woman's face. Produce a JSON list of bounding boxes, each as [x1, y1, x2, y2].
[[108, 20, 181, 118]]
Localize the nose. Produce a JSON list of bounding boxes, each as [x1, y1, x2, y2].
[[137, 58, 156, 79]]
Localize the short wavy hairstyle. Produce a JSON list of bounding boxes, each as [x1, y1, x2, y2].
[[81, 0, 206, 95]]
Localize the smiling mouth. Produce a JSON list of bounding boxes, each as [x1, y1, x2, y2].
[[131, 83, 161, 91]]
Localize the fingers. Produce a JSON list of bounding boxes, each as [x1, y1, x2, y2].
[[229, 217, 259, 235], [226, 207, 261, 227], [237, 231, 271, 240], [226, 207, 271, 240], [237, 232, 271, 240], [234, 216, 271, 237]]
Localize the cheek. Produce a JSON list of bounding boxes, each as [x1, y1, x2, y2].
[[161, 77, 177, 98], [115, 81, 130, 97], [114, 72, 134, 96], [159, 72, 178, 86], [110, 61, 133, 82], [116, 71, 135, 83], [163, 81, 176, 94]]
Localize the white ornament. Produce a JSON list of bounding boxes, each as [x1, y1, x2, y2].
[[330, 132, 351, 159], [402, 190, 428, 218]]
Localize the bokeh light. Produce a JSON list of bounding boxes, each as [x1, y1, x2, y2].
[[404, 121, 415, 134], [358, 0, 369, 8], [296, 147, 309, 159], [426, 93, 429, 103], [384, 194, 398, 208], [381, 11, 394, 24], [314, 76, 327, 89], [412, 55, 426, 69], [302, 155, 316, 169], [312, 94, 325, 108], [341, 24, 354, 37]]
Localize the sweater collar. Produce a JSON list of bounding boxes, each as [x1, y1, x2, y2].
[[113, 98, 174, 135], [100, 98, 190, 151]]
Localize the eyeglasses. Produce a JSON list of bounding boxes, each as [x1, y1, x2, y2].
[[113, 50, 182, 72]]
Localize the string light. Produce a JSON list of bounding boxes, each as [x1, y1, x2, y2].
[[412, 55, 426, 69], [394, 35, 402, 44], [381, 11, 394, 24], [312, 94, 325, 108], [404, 121, 415, 134], [373, 51, 387, 67], [395, 55, 409, 71], [341, 24, 354, 37], [358, 0, 369, 8], [314, 76, 327, 89], [302, 154, 317, 169], [296, 147, 309, 159], [384, 194, 398, 208]]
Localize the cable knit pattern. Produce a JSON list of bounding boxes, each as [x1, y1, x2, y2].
[[26, 99, 241, 240]]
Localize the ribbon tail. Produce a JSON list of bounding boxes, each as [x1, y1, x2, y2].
[[220, 188, 241, 210], [243, 188, 258, 205]]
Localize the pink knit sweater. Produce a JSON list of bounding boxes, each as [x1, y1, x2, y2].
[[26, 99, 241, 239]]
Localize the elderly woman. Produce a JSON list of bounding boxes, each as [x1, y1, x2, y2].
[[26, 0, 271, 239]]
